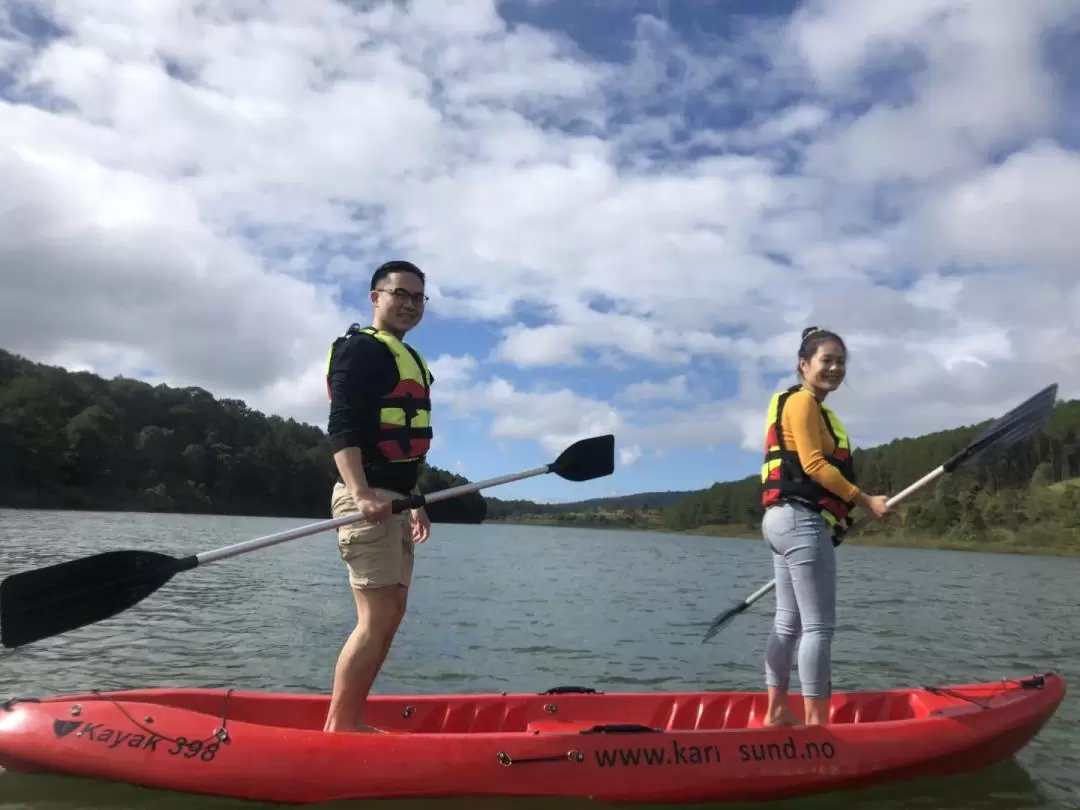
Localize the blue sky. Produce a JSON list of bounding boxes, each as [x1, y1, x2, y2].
[[345, 296, 760, 502], [1, 0, 1079, 505]]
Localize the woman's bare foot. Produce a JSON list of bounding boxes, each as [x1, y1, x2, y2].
[[764, 687, 802, 727], [803, 697, 831, 726], [764, 709, 801, 727]]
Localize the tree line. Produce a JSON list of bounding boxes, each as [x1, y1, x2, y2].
[[483, 489, 694, 520], [661, 395, 1080, 547], [4, 345, 1077, 552], [0, 348, 485, 523], [492, 394, 1080, 553]]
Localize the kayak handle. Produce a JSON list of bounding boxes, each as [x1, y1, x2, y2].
[[541, 686, 600, 695], [579, 724, 663, 734]]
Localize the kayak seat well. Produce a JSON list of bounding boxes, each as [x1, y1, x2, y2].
[[398, 691, 922, 733]]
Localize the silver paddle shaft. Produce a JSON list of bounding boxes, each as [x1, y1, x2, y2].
[[196, 464, 551, 566], [741, 464, 947, 609]]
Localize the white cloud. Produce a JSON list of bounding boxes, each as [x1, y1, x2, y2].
[[428, 353, 479, 390], [619, 375, 691, 403], [433, 357, 624, 457], [619, 444, 643, 467], [926, 141, 1080, 277], [1, 0, 1078, 482]]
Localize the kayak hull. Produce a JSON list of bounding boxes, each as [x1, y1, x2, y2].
[[0, 671, 1064, 804]]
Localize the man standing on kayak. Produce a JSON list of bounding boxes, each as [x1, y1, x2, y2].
[[323, 259, 435, 733]]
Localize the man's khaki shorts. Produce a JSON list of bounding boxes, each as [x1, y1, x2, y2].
[[330, 482, 414, 590]]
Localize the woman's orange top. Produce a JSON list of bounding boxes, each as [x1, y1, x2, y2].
[[779, 388, 861, 503]]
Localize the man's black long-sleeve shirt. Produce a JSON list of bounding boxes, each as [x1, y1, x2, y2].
[[326, 331, 433, 495]]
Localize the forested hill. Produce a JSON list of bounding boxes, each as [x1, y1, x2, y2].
[[484, 489, 696, 519], [4, 345, 1077, 550], [661, 395, 1080, 537], [0, 348, 486, 523], [491, 394, 1080, 554]]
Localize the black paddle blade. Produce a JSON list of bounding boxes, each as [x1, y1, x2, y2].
[[701, 601, 748, 644], [549, 434, 616, 482], [0, 550, 197, 649], [946, 383, 1059, 472]]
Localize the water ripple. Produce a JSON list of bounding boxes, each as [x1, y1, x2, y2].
[[0, 511, 1078, 810]]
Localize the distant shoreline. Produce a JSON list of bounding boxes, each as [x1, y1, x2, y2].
[[4, 503, 1075, 558], [487, 517, 1080, 558]]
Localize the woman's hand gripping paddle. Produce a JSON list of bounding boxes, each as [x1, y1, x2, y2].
[[701, 383, 1059, 643], [1, 434, 615, 649]]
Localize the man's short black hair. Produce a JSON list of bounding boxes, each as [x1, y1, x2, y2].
[[371, 260, 425, 290]]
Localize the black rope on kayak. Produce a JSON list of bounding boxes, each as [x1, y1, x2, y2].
[[1, 696, 40, 711], [84, 687, 235, 755], [921, 686, 993, 709], [921, 675, 1047, 710]]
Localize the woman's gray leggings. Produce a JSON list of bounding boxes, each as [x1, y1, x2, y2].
[[761, 500, 836, 700]]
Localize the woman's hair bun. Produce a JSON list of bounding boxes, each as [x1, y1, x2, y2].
[[801, 326, 821, 341]]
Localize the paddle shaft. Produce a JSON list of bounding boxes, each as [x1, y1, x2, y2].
[[737, 462, 948, 611], [196, 464, 550, 566], [736, 400, 1060, 611], [0, 433, 615, 650], [703, 383, 1059, 644]]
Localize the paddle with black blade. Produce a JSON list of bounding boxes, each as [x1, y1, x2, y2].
[[0, 433, 616, 650], [701, 383, 1059, 644]]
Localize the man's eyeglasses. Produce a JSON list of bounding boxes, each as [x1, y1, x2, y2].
[[376, 287, 428, 306]]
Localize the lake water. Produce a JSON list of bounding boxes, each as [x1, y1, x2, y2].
[[0, 507, 1077, 810]]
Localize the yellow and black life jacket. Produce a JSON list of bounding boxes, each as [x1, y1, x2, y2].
[[325, 325, 433, 464], [760, 385, 857, 536]]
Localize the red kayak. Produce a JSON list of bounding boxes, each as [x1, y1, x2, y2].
[[0, 671, 1064, 804]]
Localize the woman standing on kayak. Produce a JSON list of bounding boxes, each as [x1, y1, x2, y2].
[[759, 326, 890, 727]]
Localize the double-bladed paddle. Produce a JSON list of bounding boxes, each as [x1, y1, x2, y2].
[[1, 433, 616, 649], [701, 383, 1059, 643]]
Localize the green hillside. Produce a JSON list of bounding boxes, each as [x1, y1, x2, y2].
[[485, 489, 694, 518], [3, 345, 1076, 555], [493, 394, 1080, 556], [0, 348, 485, 523], [1049, 477, 1080, 493]]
